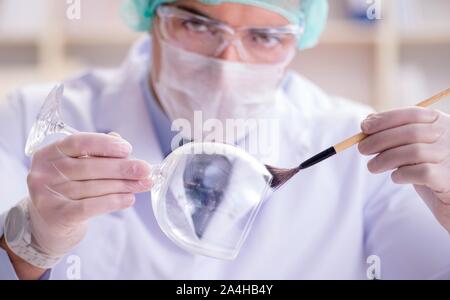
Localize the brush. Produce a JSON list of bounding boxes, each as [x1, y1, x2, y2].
[[266, 87, 450, 189]]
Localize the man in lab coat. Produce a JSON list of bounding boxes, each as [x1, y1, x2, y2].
[[1, 0, 450, 280]]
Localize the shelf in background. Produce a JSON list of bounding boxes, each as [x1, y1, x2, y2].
[[0, 35, 39, 46], [400, 30, 450, 45], [321, 20, 450, 46], [320, 20, 379, 45], [64, 32, 141, 46]]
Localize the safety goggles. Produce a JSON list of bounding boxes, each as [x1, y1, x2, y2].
[[155, 5, 304, 64]]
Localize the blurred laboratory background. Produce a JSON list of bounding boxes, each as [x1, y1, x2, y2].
[[0, 0, 449, 111]]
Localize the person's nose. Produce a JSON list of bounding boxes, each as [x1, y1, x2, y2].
[[217, 41, 242, 62]]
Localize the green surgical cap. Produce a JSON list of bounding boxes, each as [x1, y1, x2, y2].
[[120, 0, 328, 49]]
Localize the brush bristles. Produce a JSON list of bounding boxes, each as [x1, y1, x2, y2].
[[265, 165, 302, 189]]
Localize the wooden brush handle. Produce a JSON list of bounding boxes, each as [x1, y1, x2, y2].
[[333, 87, 450, 154], [416, 87, 450, 108], [334, 132, 367, 153]]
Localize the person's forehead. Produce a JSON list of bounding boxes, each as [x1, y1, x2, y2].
[[173, 0, 291, 27]]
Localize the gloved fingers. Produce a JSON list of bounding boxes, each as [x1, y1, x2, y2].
[[361, 107, 439, 135], [30, 132, 132, 166], [50, 156, 151, 183], [66, 193, 136, 222], [52, 178, 152, 200], [107, 131, 122, 138], [366, 143, 448, 174], [358, 123, 443, 156], [57, 132, 132, 158], [391, 163, 449, 193]]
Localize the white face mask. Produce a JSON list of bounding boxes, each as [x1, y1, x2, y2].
[[152, 38, 290, 142]]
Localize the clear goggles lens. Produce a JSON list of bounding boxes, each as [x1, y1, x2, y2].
[[156, 5, 304, 64]]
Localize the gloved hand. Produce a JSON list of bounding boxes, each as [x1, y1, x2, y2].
[[359, 107, 450, 234], [25, 132, 151, 261]]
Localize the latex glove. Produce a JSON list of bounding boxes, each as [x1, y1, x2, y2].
[[26, 132, 151, 260], [358, 107, 450, 234]]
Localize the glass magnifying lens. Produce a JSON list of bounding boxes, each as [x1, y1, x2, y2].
[[25, 84, 273, 260]]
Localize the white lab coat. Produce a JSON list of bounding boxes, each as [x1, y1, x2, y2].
[[1, 36, 449, 279]]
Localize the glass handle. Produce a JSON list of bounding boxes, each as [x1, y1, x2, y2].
[[149, 164, 163, 190], [59, 124, 79, 136]]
